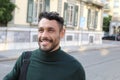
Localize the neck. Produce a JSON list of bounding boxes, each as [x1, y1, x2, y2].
[[39, 47, 60, 53], [50, 46, 60, 52], [37, 47, 61, 62]]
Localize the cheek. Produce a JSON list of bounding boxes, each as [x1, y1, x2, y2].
[[38, 32, 42, 37], [54, 34, 61, 40], [50, 34, 58, 40], [38, 33, 41, 40]]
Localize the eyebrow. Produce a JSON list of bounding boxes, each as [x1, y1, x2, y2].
[[38, 26, 56, 30]]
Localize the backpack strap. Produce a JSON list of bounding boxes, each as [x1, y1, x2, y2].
[[19, 51, 32, 80]]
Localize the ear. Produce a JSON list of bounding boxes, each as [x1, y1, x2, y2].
[[60, 28, 65, 39]]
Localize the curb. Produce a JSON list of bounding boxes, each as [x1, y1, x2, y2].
[[0, 45, 119, 62], [78, 45, 120, 52], [65, 45, 120, 54], [0, 57, 18, 62]]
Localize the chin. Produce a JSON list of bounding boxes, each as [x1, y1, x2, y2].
[[40, 46, 52, 52]]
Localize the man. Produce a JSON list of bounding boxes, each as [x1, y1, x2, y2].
[[3, 12, 85, 80]]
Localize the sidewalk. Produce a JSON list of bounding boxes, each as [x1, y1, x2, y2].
[[0, 42, 120, 62]]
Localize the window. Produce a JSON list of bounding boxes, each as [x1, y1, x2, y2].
[[94, 11, 98, 28], [113, 26, 116, 34], [32, 0, 44, 23], [114, 0, 119, 8], [27, 0, 33, 23], [68, 5, 74, 25], [63, 2, 78, 27], [27, 0, 50, 24], [91, 10, 95, 28], [87, 9, 98, 30], [87, 9, 91, 28], [66, 35, 73, 41], [113, 12, 119, 16], [104, 4, 110, 9]]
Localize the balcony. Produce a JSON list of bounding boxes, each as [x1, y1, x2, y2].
[[112, 17, 120, 21], [104, 4, 110, 11], [82, 0, 104, 8]]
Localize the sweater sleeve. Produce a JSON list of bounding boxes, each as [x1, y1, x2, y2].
[[3, 53, 24, 80]]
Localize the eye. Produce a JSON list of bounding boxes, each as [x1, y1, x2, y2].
[[48, 28, 55, 33], [38, 28, 44, 33]]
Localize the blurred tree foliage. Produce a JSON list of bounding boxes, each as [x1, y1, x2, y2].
[[0, 0, 16, 26], [103, 15, 112, 32]]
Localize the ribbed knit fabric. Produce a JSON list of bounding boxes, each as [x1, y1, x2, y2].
[[3, 47, 85, 80]]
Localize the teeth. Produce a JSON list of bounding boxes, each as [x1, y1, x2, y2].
[[42, 40, 49, 42], [40, 39, 52, 42]]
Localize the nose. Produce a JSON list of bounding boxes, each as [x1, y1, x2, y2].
[[41, 31, 49, 38]]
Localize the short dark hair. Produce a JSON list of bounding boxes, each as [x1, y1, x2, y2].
[[38, 12, 64, 30]]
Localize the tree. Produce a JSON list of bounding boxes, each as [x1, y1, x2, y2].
[[0, 0, 16, 26], [103, 15, 112, 32]]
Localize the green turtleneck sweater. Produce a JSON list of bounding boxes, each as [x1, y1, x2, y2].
[[3, 48, 85, 80]]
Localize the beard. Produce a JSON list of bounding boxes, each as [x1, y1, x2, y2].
[[38, 37, 60, 52]]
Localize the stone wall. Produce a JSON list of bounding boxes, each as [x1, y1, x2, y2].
[[0, 27, 103, 51]]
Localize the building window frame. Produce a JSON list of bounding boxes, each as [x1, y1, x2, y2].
[[27, 0, 50, 24], [114, 0, 119, 8], [87, 9, 98, 30], [87, 9, 91, 29], [94, 11, 98, 28], [63, 2, 78, 27], [67, 4, 74, 26]]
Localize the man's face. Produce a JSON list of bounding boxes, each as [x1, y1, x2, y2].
[[38, 18, 65, 52]]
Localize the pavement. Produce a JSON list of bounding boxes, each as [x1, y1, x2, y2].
[[0, 40, 120, 62]]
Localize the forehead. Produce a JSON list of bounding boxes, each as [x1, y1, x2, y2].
[[38, 18, 59, 29]]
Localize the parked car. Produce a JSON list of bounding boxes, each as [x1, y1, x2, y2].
[[117, 35, 120, 41], [102, 36, 115, 40], [102, 35, 120, 41]]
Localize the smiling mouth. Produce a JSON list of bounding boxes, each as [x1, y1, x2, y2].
[[40, 38, 53, 43], [40, 39, 52, 46]]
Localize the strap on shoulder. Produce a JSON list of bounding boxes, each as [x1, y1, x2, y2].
[[19, 51, 32, 80]]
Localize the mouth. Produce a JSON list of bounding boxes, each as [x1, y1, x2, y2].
[[40, 39, 53, 45], [40, 38, 52, 42]]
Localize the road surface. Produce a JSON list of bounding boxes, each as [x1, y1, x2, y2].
[[0, 47, 120, 80]]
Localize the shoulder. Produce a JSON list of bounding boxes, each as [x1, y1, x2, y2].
[[61, 50, 84, 67], [61, 50, 85, 73], [60, 50, 82, 65], [60, 50, 78, 61]]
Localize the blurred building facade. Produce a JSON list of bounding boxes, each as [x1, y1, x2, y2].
[[0, 0, 104, 50], [103, 0, 120, 36]]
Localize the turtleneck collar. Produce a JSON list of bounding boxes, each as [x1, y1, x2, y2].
[[36, 47, 62, 62], [39, 47, 61, 54]]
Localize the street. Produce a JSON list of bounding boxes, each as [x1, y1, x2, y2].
[[71, 47, 120, 80], [0, 47, 120, 80], [0, 60, 16, 79]]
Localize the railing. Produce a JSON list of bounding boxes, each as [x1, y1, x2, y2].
[[83, 0, 103, 7], [104, 4, 110, 10]]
